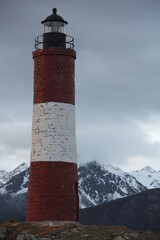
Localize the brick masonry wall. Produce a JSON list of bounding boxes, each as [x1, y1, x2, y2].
[[33, 48, 76, 105], [27, 48, 79, 222], [27, 161, 79, 222]]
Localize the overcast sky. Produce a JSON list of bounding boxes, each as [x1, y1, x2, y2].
[[1, 0, 160, 171]]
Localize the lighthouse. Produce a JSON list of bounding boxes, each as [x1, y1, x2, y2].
[[26, 8, 79, 222]]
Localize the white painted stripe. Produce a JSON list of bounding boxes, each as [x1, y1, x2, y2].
[[31, 102, 76, 163]]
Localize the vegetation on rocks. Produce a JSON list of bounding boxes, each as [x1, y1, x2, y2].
[[0, 220, 160, 240]]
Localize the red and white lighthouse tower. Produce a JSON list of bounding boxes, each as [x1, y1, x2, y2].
[[27, 8, 79, 222]]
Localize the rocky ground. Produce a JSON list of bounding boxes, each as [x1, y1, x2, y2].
[[0, 220, 160, 240]]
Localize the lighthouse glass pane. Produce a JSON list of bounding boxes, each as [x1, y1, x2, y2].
[[44, 22, 66, 34]]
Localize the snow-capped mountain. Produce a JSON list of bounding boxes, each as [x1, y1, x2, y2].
[[130, 166, 160, 189], [78, 161, 147, 208], [0, 168, 29, 196], [0, 163, 29, 222], [0, 162, 28, 187], [9, 162, 29, 178], [0, 160, 160, 211], [0, 170, 10, 186]]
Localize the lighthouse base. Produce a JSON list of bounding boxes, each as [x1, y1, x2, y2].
[[26, 161, 79, 222]]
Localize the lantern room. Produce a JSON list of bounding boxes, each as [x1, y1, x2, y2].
[[41, 8, 68, 49]]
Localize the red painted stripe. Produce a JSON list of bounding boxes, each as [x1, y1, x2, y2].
[[33, 49, 76, 105], [26, 161, 79, 222]]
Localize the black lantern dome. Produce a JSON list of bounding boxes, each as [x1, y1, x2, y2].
[[41, 8, 68, 25]]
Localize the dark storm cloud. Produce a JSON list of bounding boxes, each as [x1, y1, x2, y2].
[[0, 0, 160, 170], [75, 0, 160, 120]]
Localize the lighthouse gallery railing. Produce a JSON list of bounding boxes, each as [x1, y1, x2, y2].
[[34, 35, 75, 50]]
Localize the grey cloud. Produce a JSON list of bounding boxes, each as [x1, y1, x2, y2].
[[1, 0, 160, 170]]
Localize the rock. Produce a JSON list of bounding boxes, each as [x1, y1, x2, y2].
[[0, 227, 10, 234], [123, 234, 130, 240], [17, 234, 36, 240], [25, 234, 36, 240], [39, 238, 50, 240], [72, 228, 79, 233], [123, 232, 143, 239], [113, 236, 124, 240], [3, 228, 8, 234], [1, 221, 160, 240], [16, 234, 25, 240], [133, 232, 139, 238], [0, 234, 6, 240], [84, 234, 88, 238], [77, 227, 82, 231], [13, 223, 20, 226]]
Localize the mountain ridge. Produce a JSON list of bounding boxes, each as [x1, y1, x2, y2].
[[79, 188, 160, 232], [0, 160, 160, 232], [78, 160, 147, 207], [0, 160, 160, 209], [0, 162, 28, 187]]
